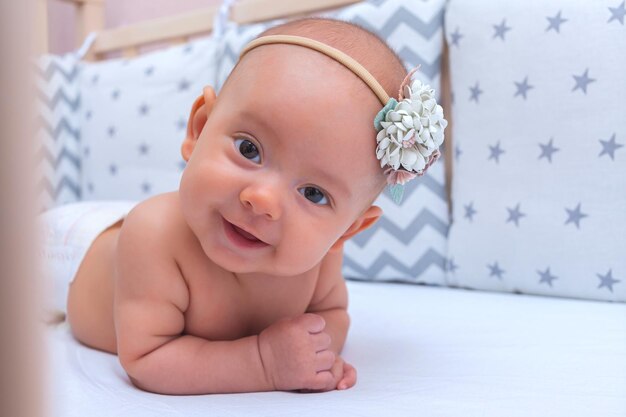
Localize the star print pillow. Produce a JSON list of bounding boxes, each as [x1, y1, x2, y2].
[[79, 36, 216, 200], [444, 0, 626, 302]]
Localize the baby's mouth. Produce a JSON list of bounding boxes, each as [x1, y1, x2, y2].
[[232, 224, 261, 241], [222, 217, 269, 248]]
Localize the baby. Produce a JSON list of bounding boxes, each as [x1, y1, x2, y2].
[[63, 17, 445, 394]]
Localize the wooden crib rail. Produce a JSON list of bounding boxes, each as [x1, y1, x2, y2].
[[57, 0, 105, 50], [49, 0, 361, 59], [93, 7, 218, 59], [232, 0, 361, 26]]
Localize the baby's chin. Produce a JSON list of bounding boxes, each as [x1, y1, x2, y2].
[[204, 246, 324, 279]]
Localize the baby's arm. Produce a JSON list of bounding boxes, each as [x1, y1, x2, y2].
[[306, 247, 350, 354], [305, 246, 357, 390], [114, 201, 272, 395]]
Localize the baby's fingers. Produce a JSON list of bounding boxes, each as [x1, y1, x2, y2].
[[337, 362, 357, 390], [311, 332, 332, 352], [315, 350, 335, 372]]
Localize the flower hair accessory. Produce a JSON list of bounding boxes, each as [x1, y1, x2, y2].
[[240, 36, 447, 204], [374, 67, 448, 203]]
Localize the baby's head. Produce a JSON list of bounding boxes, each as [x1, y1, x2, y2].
[[179, 18, 434, 276]]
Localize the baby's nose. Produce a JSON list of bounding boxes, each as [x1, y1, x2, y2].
[[239, 180, 282, 221]]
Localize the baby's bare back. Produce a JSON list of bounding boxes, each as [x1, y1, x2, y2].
[[67, 192, 319, 354], [67, 219, 122, 353]]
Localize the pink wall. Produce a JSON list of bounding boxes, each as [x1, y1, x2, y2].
[[47, 0, 223, 54]]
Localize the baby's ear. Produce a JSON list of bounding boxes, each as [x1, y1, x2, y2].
[[331, 205, 383, 251], [181, 86, 217, 162]]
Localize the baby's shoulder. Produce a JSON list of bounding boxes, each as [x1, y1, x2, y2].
[[308, 247, 348, 311], [116, 192, 190, 313], [122, 192, 186, 243]]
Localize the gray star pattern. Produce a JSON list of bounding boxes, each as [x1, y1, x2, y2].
[[487, 262, 505, 280], [608, 1, 626, 25], [538, 267, 558, 287], [176, 118, 187, 131], [506, 203, 526, 227], [139, 143, 149, 155], [107, 126, 116, 137], [464, 202, 477, 221], [514, 76, 533, 99], [599, 133, 623, 160], [455, 145, 462, 161], [597, 269, 621, 292], [488, 141, 505, 163], [450, 28, 463, 47], [572, 69, 596, 94], [546, 11, 568, 33], [564, 203, 588, 229], [139, 103, 150, 116], [469, 82, 483, 102], [91, 74, 99, 84], [179, 79, 191, 91], [85, 110, 92, 120], [538, 138, 560, 163], [446, 258, 459, 273], [111, 89, 120, 100], [141, 181, 152, 194], [145, 66, 154, 76], [109, 164, 118, 175], [493, 19, 512, 40]]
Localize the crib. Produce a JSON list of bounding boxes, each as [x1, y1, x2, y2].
[[38, 1, 626, 416]]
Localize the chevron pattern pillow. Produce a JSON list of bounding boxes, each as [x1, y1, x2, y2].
[[445, 0, 626, 302], [35, 53, 82, 211], [214, 0, 448, 284]]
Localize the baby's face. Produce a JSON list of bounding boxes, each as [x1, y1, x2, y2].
[[180, 45, 384, 276]]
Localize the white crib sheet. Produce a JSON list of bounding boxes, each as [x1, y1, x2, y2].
[[48, 281, 626, 417]]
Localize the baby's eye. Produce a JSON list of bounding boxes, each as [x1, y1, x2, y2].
[[234, 138, 261, 163], [298, 186, 329, 205]]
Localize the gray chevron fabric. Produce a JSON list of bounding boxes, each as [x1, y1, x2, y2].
[[214, 0, 449, 285], [35, 54, 82, 211], [338, 0, 448, 285]]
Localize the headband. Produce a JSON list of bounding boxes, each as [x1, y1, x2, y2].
[[239, 35, 447, 204]]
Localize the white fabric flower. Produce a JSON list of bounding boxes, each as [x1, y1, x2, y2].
[[375, 79, 448, 178]]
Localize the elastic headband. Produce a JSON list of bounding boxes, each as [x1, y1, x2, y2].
[[240, 35, 390, 106]]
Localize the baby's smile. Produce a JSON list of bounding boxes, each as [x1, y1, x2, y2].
[[222, 216, 270, 249]]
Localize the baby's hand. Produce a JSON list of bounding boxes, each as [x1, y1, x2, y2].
[[330, 356, 357, 391], [258, 313, 335, 391], [299, 356, 357, 393]]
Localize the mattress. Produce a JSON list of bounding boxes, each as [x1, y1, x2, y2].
[[48, 281, 626, 417]]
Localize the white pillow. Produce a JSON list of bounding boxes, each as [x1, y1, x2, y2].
[[35, 53, 82, 211], [213, 0, 449, 285], [79, 36, 217, 201], [445, 0, 626, 302]]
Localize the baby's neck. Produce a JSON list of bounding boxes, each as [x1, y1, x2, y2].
[[232, 269, 316, 288]]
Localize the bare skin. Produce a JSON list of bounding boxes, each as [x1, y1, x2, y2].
[[67, 28, 392, 395]]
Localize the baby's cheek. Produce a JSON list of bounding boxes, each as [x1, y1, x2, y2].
[[279, 231, 333, 274], [180, 160, 224, 215], [178, 168, 197, 206], [188, 156, 231, 195]]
